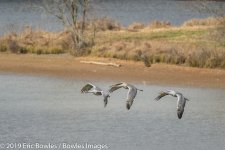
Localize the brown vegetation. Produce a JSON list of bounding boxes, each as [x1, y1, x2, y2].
[[128, 22, 145, 31], [148, 20, 171, 29], [0, 16, 225, 69], [183, 17, 224, 26], [93, 17, 122, 31], [0, 26, 66, 54]]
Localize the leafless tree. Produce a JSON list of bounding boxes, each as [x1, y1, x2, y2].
[[34, 0, 96, 55]]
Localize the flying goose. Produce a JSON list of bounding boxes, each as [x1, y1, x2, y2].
[[155, 90, 189, 119], [109, 82, 143, 110], [81, 83, 110, 107]]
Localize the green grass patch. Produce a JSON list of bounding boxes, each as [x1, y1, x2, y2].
[[106, 29, 208, 42]]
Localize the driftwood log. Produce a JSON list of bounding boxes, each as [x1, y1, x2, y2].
[[80, 61, 121, 67]]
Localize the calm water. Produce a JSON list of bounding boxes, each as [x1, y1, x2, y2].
[[0, 73, 225, 150], [0, 0, 225, 35]]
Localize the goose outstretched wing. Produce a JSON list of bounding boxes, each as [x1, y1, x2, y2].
[[126, 86, 137, 110], [81, 83, 95, 93], [127, 85, 137, 101], [154, 91, 169, 100], [108, 82, 124, 93]]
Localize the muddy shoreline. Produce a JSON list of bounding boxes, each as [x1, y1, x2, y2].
[[0, 53, 225, 89]]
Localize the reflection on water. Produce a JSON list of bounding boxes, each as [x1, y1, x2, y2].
[[0, 74, 225, 150]]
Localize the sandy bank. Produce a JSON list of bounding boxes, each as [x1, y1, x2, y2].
[[0, 53, 225, 89]]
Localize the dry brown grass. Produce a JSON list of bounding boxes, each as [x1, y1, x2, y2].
[[187, 48, 225, 68], [0, 26, 68, 54], [148, 20, 172, 29], [183, 16, 224, 27], [0, 16, 225, 69], [128, 22, 145, 30], [92, 23, 225, 68], [93, 17, 122, 31], [93, 38, 225, 68], [92, 40, 187, 66]]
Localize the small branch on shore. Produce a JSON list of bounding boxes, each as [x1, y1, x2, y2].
[[80, 61, 121, 67]]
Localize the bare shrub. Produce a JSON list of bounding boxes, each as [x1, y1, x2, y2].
[[18, 47, 28, 54], [128, 22, 145, 30], [94, 17, 121, 31], [142, 55, 151, 67], [7, 39, 20, 53], [148, 20, 171, 29]]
